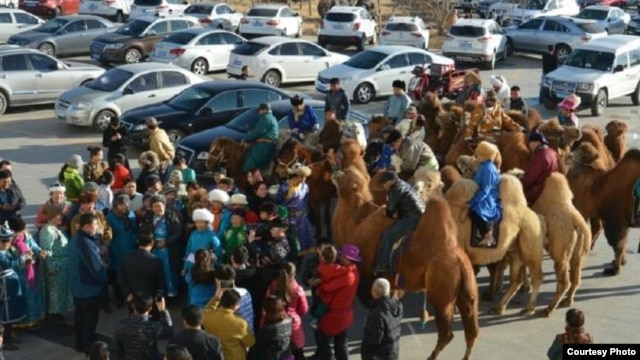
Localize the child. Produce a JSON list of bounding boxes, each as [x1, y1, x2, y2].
[[169, 155, 196, 185], [167, 170, 188, 198], [224, 208, 247, 261], [97, 171, 114, 214], [547, 308, 593, 360], [185, 249, 217, 308], [109, 154, 131, 193], [217, 178, 236, 197], [206, 167, 227, 192], [308, 245, 350, 329], [182, 209, 221, 276]]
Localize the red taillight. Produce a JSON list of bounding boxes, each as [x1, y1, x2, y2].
[[156, 4, 168, 9], [581, 35, 591, 41], [381, 31, 390, 36], [169, 48, 185, 56], [478, 36, 490, 43], [240, 18, 249, 24], [104, 0, 115, 5], [445, 34, 454, 40], [353, 22, 361, 30], [266, 19, 279, 26], [411, 31, 422, 38], [199, 18, 212, 24]]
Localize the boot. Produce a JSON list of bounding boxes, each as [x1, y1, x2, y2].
[[476, 231, 495, 248]]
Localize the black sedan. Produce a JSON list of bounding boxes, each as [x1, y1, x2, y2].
[[121, 80, 293, 148], [176, 99, 369, 177]]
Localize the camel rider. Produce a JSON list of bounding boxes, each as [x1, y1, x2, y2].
[[375, 171, 425, 274], [521, 132, 559, 206], [464, 89, 524, 143], [490, 75, 510, 106], [557, 93, 580, 127], [242, 103, 279, 184], [469, 141, 502, 247], [384, 80, 412, 125], [395, 106, 426, 142], [385, 129, 439, 179], [288, 95, 320, 145], [459, 71, 484, 105]]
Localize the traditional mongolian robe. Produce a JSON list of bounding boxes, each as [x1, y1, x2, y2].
[[0, 250, 27, 325], [276, 181, 315, 252], [243, 111, 279, 173], [38, 224, 74, 315], [12, 232, 44, 326]]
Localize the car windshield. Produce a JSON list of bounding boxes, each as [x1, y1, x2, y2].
[[232, 41, 267, 55], [247, 8, 278, 17], [449, 25, 485, 37], [343, 50, 387, 69], [168, 86, 217, 111], [162, 32, 198, 45], [385, 22, 419, 31], [185, 4, 213, 14], [227, 108, 260, 132], [564, 49, 614, 71], [576, 9, 608, 20], [116, 19, 151, 36], [86, 68, 133, 92], [526, 0, 545, 10], [36, 18, 69, 33], [326, 13, 355, 22]]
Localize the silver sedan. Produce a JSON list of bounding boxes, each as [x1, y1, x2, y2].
[[7, 15, 119, 57]]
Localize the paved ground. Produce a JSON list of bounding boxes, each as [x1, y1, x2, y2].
[[2, 47, 640, 359]]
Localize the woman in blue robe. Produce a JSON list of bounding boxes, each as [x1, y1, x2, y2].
[[469, 141, 502, 248], [276, 164, 315, 255], [184, 249, 216, 308], [106, 195, 138, 307]]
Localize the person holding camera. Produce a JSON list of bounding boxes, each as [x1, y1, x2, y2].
[[113, 293, 173, 360]]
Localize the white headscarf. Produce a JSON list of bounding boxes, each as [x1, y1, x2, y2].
[[490, 75, 510, 106]]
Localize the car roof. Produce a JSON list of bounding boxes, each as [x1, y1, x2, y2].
[[387, 16, 422, 23], [192, 79, 283, 91], [367, 45, 426, 54], [248, 35, 305, 45], [583, 5, 616, 10], [541, 15, 597, 25], [0, 47, 44, 55], [250, 4, 286, 10], [57, 15, 109, 21], [328, 6, 364, 13], [578, 34, 640, 52], [173, 27, 232, 36], [133, 14, 198, 22], [0, 8, 32, 13], [453, 19, 495, 27], [115, 62, 188, 73]]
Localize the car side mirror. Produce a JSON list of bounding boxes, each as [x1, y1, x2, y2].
[[614, 64, 624, 73], [123, 87, 135, 95], [378, 64, 391, 71], [198, 106, 213, 116], [56, 62, 64, 70]]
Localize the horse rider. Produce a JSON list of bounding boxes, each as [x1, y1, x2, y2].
[[242, 103, 279, 184], [385, 129, 439, 180], [521, 132, 559, 206], [287, 95, 320, 146], [469, 141, 502, 248], [464, 89, 524, 143], [490, 75, 510, 106], [395, 106, 426, 142], [374, 171, 425, 275], [458, 71, 484, 105], [384, 80, 412, 125], [325, 78, 350, 121], [557, 93, 580, 127]]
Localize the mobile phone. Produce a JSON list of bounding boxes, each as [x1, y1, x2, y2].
[[155, 289, 163, 302]]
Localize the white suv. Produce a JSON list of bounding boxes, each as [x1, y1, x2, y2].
[[80, 0, 132, 23], [130, 0, 188, 19], [379, 16, 430, 49], [442, 18, 507, 69], [541, 35, 640, 116], [318, 6, 376, 51]]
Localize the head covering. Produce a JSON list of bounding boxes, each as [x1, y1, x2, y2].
[[192, 208, 214, 223], [392, 80, 406, 91], [0, 222, 13, 241], [229, 194, 249, 206], [231, 208, 246, 218], [490, 75, 504, 88], [475, 141, 500, 162], [558, 93, 581, 111], [212, 167, 227, 176], [169, 170, 183, 183], [485, 89, 497, 101], [48, 182, 66, 193], [145, 117, 159, 127], [287, 163, 312, 177], [290, 95, 304, 107], [149, 194, 166, 204], [464, 71, 481, 86], [161, 184, 177, 196], [379, 170, 399, 183], [269, 217, 288, 229], [208, 189, 230, 204], [113, 194, 131, 207], [385, 129, 403, 145], [66, 154, 83, 168], [340, 244, 362, 262], [43, 203, 63, 221], [145, 174, 161, 187], [528, 132, 548, 145], [84, 181, 99, 192]]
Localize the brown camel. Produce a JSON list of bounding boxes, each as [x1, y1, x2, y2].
[[338, 139, 387, 205], [604, 120, 628, 162], [574, 125, 616, 169], [368, 115, 392, 139], [332, 167, 479, 360], [416, 92, 463, 161], [441, 165, 462, 193], [535, 118, 583, 174], [413, 168, 445, 201]]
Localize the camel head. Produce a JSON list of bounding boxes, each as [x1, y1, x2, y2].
[[333, 166, 370, 199], [444, 178, 478, 206], [414, 169, 444, 201], [570, 142, 601, 168], [369, 114, 391, 138], [416, 92, 442, 116], [456, 155, 478, 179], [606, 120, 628, 137]]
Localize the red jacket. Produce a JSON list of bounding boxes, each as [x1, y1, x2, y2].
[[318, 263, 359, 336], [317, 263, 351, 305], [111, 164, 132, 192], [245, 210, 259, 225], [521, 145, 558, 205]]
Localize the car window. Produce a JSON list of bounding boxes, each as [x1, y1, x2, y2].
[[0, 54, 28, 71], [247, 8, 278, 17], [167, 0, 183, 4], [197, 33, 223, 45], [385, 22, 419, 32], [149, 21, 169, 34], [577, 22, 603, 34], [326, 12, 355, 22], [64, 20, 86, 33], [134, 0, 162, 5], [630, 48, 640, 67], [217, 5, 231, 14], [384, 54, 409, 69], [185, 4, 213, 14], [274, 42, 300, 56], [241, 89, 283, 107], [161, 71, 188, 87], [299, 42, 325, 56], [519, 18, 543, 30], [220, 32, 243, 44], [0, 13, 12, 24], [170, 20, 191, 32], [408, 52, 429, 65], [360, 10, 370, 20], [28, 53, 58, 71], [281, 8, 293, 17], [86, 19, 107, 30], [205, 90, 238, 111], [128, 72, 158, 92], [14, 12, 39, 25], [615, 52, 628, 70]]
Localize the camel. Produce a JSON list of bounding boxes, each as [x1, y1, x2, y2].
[[441, 165, 462, 193], [445, 174, 545, 315], [416, 92, 462, 162], [567, 143, 640, 275], [332, 166, 479, 360], [604, 120, 628, 162], [574, 125, 616, 169], [535, 119, 583, 174], [413, 168, 444, 202], [339, 139, 386, 205]]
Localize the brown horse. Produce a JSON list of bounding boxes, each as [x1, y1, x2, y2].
[[317, 116, 344, 153], [275, 139, 334, 237], [332, 167, 479, 360], [206, 138, 249, 190]]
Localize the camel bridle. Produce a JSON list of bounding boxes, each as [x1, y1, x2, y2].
[[208, 144, 227, 166]]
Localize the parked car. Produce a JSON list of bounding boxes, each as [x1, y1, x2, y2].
[[226, 36, 349, 87], [541, 35, 640, 115], [315, 45, 445, 104], [490, 0, 580, 25], [477, 0, 501, 18], [56, 63, 206, 131], [19, 0, 79, 18], [183, 2, 243, 31], [90, 14, 199, 65], [130, 0, 188, 19], [0, 47, 104, 114], [238, 4, 302, 38], [574, 5, 629, 34], [626, 15, 640, 35], [379, 16, 430, 49], [577, 0, 627, 9], [505, 15, 607, 63], [121, 80, 293, 147], [175, 99, 369, 176], [150, 28, 244, 75], [0, 8, 44, 44], [318, 6, 376, 51], [7, 15, 117, 56], [79, 0, 132, 23], [442, 18, 507, 69]]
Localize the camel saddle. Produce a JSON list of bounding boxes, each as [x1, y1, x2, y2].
[[470, 220, 500, 249], [389, 233, 414, 274]]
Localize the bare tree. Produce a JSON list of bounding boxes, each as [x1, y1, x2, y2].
[[424, 0, 457, 35]]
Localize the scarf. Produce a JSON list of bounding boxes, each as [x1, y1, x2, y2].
[[12, 232, 36, 289], [285, 181, 302, 202]]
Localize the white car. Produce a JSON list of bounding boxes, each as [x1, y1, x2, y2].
[[79, 0, 132, 23], [379, 16, 430, 49], [130, 0, 188, 19], [227, 36, 349, 87], [574, 6, 630, 34], [0, 8, 43, 43], [315, 45, 446, 104], [238, 4, 302, 38], [442, 18, 507, 69], [183, 2, 243, 31], [491, 0, 580, 24], [318, 6, 376, 51], [55, 62, 207, 131], [150, 28, 245, 75]]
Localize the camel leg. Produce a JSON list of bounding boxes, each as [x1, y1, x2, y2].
[[589, 217, 602, 250], [456, 288, 479, 360], [490, 254, 525, 315], [521, 260, 543, 316], [603, 225, 628, 276], [560, 250, 586, 308], [538, 260, 569, 317], [517, 267, 531, 294], [482, 260, 506, 301], [427, 303, 455, 360]]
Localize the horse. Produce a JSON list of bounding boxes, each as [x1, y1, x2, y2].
[[206, 138, 249, 190]]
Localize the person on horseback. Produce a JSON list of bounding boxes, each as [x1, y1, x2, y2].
[[385, 130, 438, 179], [464, 89, 524, 143], [374, 171, 425, 275], [521, 132, 559, 206], [384, 80, 412, 125], [287, 95, 320, 146], [242, 103, 279, 184], [469, 141, 502, 248], [459, 71, 484, 105], [557, 93, 580, 127]]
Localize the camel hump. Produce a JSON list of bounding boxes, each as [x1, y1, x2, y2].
[[499, 173, 527, 207], [538, 172, 574, 205]]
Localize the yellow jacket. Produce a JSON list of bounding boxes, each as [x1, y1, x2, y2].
[[203, 297, 255, 360], [149, 128, 175, 163], [464, 104, 522, 140]]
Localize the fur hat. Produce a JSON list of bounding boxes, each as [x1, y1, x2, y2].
[[229, 194, 249, 206], [475, 141, 500, 163], [42, 203, 63, 221], [0, 221, 13, 241], [48, 182, 66, 193], [287, 163, 312, 177], [490, 75, 504, 88], [464, 71, 481, 85], [385, 129, 403, 145], [208, 189, 230, 204], [192, 208, 214, 223], [66, 154, 84, 168], [161, 184, 177, 196], [558, 93, 581, 111], [145, 117, 159, 127]]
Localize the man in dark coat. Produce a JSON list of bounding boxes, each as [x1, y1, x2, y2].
[[119, 231, 165, 301], [509, 85, 528, 114], [521, 132, 559, 206], [169, 305, 223, 360], [325, 78, 350, 121], [102, 116, 130, 168], [361, 278, 402, 360], [0, 169, 25, 224]]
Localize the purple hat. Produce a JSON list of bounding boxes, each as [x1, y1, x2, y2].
[[340, 244, 362, 262]]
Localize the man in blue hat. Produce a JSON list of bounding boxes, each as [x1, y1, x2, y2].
[[521, 132, 559, 206]]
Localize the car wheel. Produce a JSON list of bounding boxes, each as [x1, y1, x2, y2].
[[502, 43, 508, 61], [506, 38, 514, 56], [632, 81, 640, 106], [591, 89, 607, 116], [0, 92, 7, 115], [191, 58, 208, 75], [38, 42, 55, 56], [124, 48, 142, 64], [93, 110, 116, 132], [356, 34, 365, 52], [353, 82, 374, 104], [368, 31, 376, 45], [167, 129, 186, 145], [554, 44, 571, 64], [262, 69, 282, 87], [115, 11, 124, 23], [295, 26, 302, 38]]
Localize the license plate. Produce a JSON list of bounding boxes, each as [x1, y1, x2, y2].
[[233, 59, 242, 66], [459, 42, 472, 49], [253, 21, 263, 27], [555, 91, 571, 99], [157, 50, 167, 58], [333, 24, 344, 30], [457, 56, 477, 62], [27, 2, 36, 6]]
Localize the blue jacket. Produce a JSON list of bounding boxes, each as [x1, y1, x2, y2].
[[469, 160, 502, 222], [68, 230, 108, 299], [287, 105, 319, 133], [185, 272, 216, 309], [106, 210, 138, 271], [183, 228, 221, 273], [384, 92, 412, 121], [212, 209, 231, 243]]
